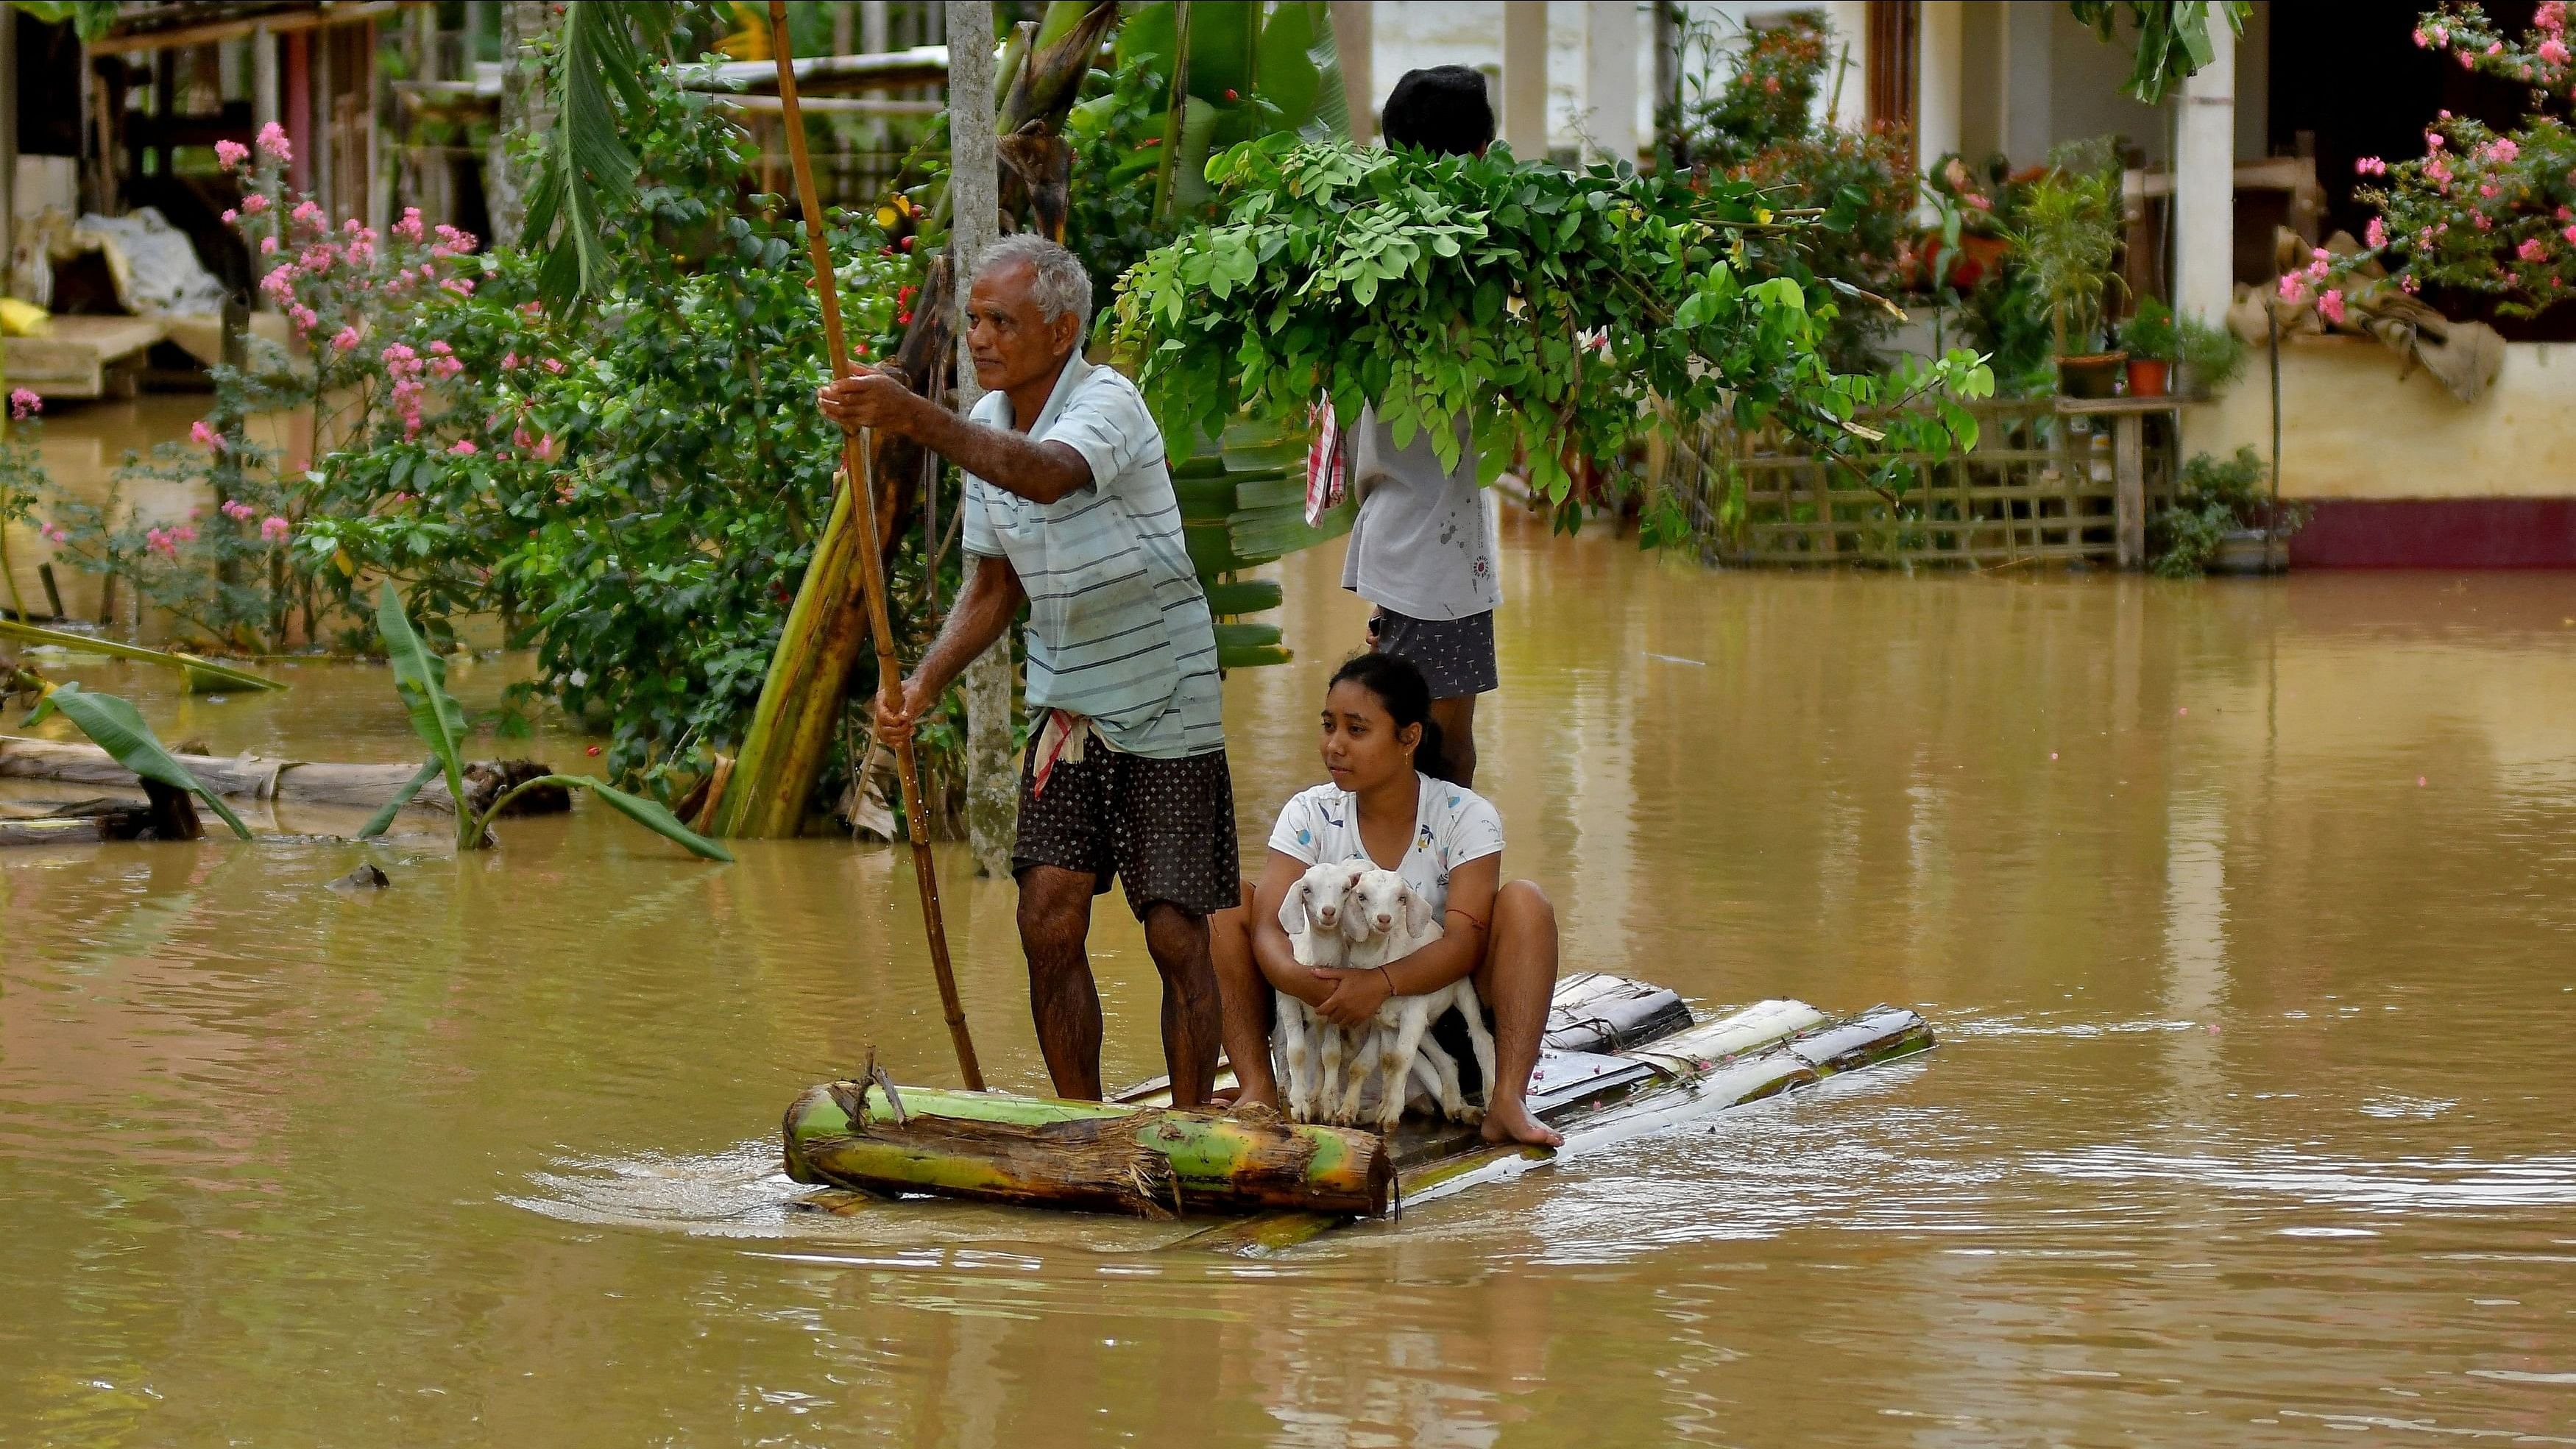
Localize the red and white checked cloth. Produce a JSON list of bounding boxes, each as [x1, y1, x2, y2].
[[1303, 399, 1346, 526]]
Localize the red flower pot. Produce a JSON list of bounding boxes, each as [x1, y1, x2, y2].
[[2126, 358, 2170, 397]]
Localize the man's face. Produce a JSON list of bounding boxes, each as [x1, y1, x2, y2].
[[964, 261, 1081, 394]]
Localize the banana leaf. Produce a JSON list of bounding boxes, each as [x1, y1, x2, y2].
[[1203, 579, 1282, 615], [375, 582, 470, 846], [531, 774, 735, 862], [25, 683, 253, 839], [0, 617, 281, 692], [355, 758, 444, 840]]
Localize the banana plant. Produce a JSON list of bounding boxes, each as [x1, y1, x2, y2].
[[24, 681, 253, 839], [367, 583, 732, 861]]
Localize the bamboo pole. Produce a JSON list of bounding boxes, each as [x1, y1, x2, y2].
[[761, 0, 982, 1091]]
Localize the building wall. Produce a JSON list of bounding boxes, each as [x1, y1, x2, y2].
[[2189, 339, 2576, 567]]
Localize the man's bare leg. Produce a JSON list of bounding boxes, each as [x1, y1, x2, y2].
[[1018, 864, 1104, 1099], [1429, 693, 1478, 789], [1142, 901, 1222, 1108], [1471, 879, 1564, 1147], [1209, 884, 1283, 1110]]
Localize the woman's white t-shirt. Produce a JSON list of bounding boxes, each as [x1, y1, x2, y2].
[[1266, 773, 1504, 918]]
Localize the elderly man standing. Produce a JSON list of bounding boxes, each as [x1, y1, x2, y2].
[[817, 235, 1233, 1107]]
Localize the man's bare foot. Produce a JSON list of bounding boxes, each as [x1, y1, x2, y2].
[[1222, 1085, 1281, 1119], [1478, 1096, 1563, 1148]]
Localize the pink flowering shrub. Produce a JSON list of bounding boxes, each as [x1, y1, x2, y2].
[[2350, 2, 2576, 316]]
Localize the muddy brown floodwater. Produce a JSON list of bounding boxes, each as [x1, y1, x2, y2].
[[7, 506, 2576, 1445]]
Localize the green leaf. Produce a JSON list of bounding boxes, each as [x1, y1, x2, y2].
[[375, 582, 473, 848], [356, 757, 445, 840], [546, 775, 735, 861], [26, 684, 254, 839]]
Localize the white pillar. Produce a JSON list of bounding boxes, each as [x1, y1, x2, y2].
[[1502, 0, 1549, 159], [1581, 1, 1638, 167], [1330, 1, 1374, 143], [2000, 0, 2053, 166], [1915, 0, 1963, 176], [2173, 13, 2236, 325]]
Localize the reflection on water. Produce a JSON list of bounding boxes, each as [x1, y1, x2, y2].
[[8, 513, 2576, 1445]]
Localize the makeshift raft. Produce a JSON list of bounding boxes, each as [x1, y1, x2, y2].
[[780, 975, 1934, 1240]]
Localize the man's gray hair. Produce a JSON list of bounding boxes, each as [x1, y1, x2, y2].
[[974, 233, 1093, 335]]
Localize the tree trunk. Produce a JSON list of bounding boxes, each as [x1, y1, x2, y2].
[[946, 1, 1016, 879], [781, 1081, 1394, 1218], [0, 737, 564, 817], [485, 1, 552, 249]]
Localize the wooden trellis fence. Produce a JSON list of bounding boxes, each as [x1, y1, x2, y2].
[[1650, 400, 2172, 568]]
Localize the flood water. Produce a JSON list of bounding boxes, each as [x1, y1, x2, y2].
[[7, 500, 2576, 1445]]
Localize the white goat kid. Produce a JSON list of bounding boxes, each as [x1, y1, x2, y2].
[[1341, 868, 1500, 1131], [1273, 860, 1364, 1122]]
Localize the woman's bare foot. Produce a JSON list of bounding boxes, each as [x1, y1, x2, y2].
[[1477, 1095, 1563, 1148]]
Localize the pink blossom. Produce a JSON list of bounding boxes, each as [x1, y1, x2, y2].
[[288, 305, 319, 333], [7, 387, 38, 419], [260, 515, 291, 542], [394, 208, 425, 242], [512, 426, 534, 449], [330, 325, 361, 352], [256, 121, 291, 162], [2488, 40, 2505, 55], [541, 358, 565, 375], [222, 499, 256, 522], [2319, 289, 2346, 325], [439, 277, 475, 297], [259, 235, 278, 255], [240, 191, 269, 215], [2355, 156, 2388, 177], [221, 208, 239, 224], [40, 522, 66, 544], [2277, 274, 2310, 306], [450, 439, 478, 456], [214, 139, 250, 168], [2521, 237, 2550, 262], [2544, 38, 2573, 65], [501, 352, 520, 369], [2563, 224, 2576, 246], [2366, 217, 2388, 249], [289, 199, 325, 232], [2426, 132, 2446, 151], [534, 434, 558, 461], [189, 419, 223, 451], [2542, 1, 2566, 31], [2488, 138, 2522, 163], [2460, 49, 2479, 68], [258, 264, 295, 303], [174, 523, 196, 544], [2481, 183, 2501, 198], [2475, 213, 2494, 230], [427, 340, 453, 356], [146, 528, 177, 558]]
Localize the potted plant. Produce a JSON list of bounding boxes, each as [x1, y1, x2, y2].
[[2009, 141, 2127, 398], [2148, 447, 2310, 577], [2175, 314, 2248, 398], [2117, 297, 2177, 397]]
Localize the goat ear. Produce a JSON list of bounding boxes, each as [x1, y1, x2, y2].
[[1406, 888, 1434, 935], [1278, 880, 1309, 933]]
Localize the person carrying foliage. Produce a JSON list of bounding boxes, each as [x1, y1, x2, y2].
[[817, 235, 1233, 1108], [1339, 67, 1507, 786]]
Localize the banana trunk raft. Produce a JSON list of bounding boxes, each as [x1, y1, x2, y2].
[[779, 976, 1934, 1239]]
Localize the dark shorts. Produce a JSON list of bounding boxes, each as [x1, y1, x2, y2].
[[1012, 745, 1240, 918], [1368, 607, 1498, 698]]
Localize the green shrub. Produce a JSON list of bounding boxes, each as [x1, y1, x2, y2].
[[2148, 447, 2307, 577]]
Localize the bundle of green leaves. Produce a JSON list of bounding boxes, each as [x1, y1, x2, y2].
[[1113, 138, 1991, 522]]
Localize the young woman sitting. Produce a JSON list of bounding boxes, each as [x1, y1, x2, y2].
[[1210, 653, 1565, 1147]]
